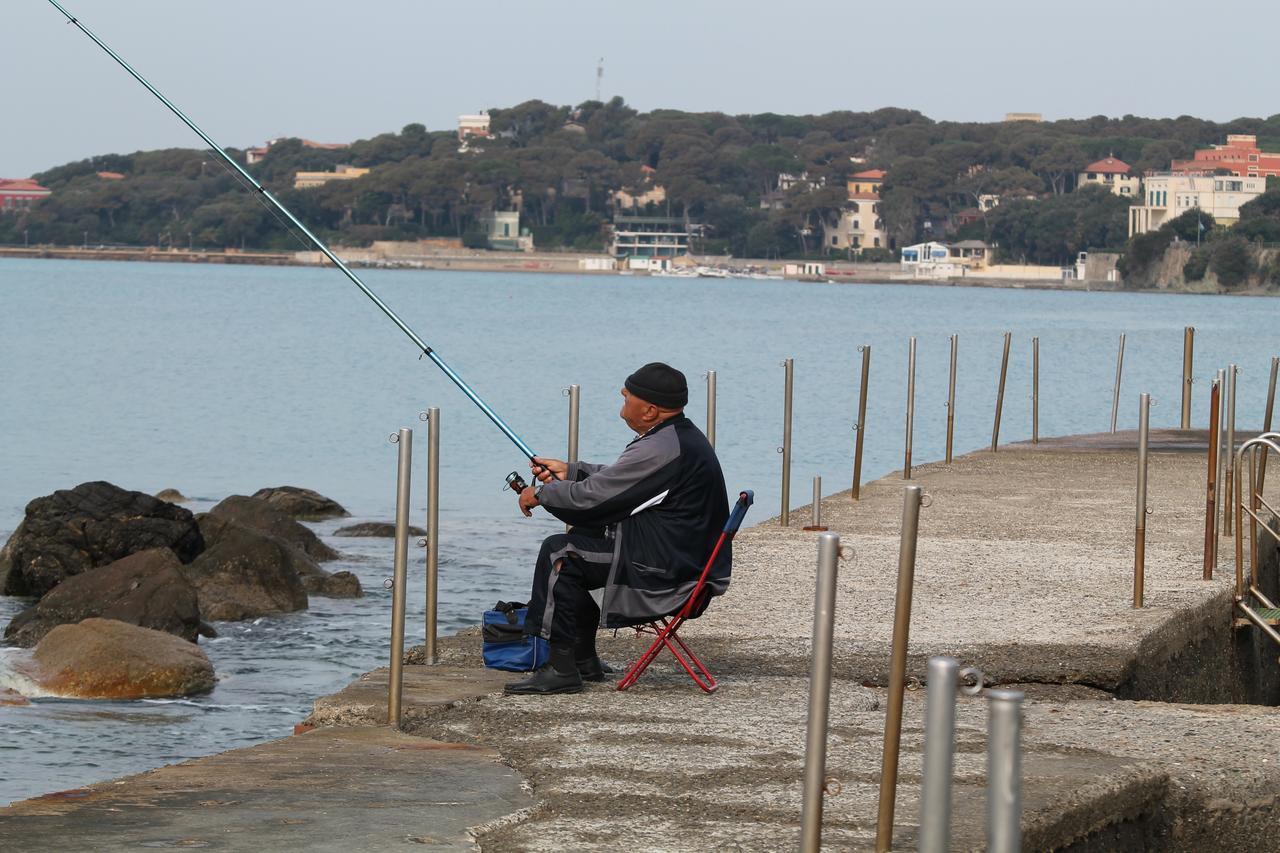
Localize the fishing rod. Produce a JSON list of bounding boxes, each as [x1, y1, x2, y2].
[[45, 0, 540, 471]]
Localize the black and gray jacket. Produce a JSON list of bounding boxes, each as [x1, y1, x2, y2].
[[538, 414, 731, 628]]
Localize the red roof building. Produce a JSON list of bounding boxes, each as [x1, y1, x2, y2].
[[1170, 134, 1280, 178], [0, 179, 52, 213], [1082, 157, 1132, 175], [1078, 156, 1139, 196]]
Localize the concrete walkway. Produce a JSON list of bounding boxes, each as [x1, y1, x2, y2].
[[6, 431, 1280, 850]]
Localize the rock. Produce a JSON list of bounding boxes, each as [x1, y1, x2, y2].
[[154, 488, 188, 503], [185, 516, 309, 621], [1, 482, 204, 598], [0, 688, 29, 706], [208, 495, 340, 562], [4, 548, 207, 648], [333, 521, 427, 538], [249, 487, 348, 521], [27, 618, 214, 699], [305, 570, 362, 598]]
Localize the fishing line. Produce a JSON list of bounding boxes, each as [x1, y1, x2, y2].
[[46, 0, 539, 462]]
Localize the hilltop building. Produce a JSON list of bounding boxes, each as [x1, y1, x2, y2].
[[611, 165, 666, 211], [1004, 112, 1043, 122], [458, 112, 492, 141], [0, 178, 51, 213], [293, 164, 370, 190], [246, 138, 349, 165], [1078, 157, 1139, 196], [1127, 173, 1265, 236], [825, 169, 889, 254], [1170, 134, 1280, 179]]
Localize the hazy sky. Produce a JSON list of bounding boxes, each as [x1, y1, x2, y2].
[[4, 0, 1275, 177]]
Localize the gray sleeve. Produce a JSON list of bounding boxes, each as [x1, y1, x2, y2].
[[568, 461, 607, 481], [540, 429, 681, 526]]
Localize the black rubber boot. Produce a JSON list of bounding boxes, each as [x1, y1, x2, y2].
[[576, 656, 615, 682], [504, 645, 583, 695]]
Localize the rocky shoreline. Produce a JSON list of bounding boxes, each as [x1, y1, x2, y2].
[[0, 482, 366, 701]]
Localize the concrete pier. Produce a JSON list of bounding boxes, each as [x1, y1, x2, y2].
[[5, 430, 1280, 850]]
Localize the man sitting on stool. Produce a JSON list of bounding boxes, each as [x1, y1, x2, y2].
[[506, 362, 731, 695]]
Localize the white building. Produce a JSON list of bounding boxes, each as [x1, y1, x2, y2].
[[610, 215, 691, 260], [1128, 173, 1266, 236], [1078, 156, 1140, 197], [458, 112, 491, 141]]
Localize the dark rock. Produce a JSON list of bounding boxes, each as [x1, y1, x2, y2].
[[154, 488, 188, 503], [333, 521, 427, 538], [26, 618, 214, 699], [249, 487, 349, 521], [305, 570, 362, 598], [4, 548, 204, 648], [208, 495, 340, 562], [1, 481, 204, 598], [184, 515, 309, 621]]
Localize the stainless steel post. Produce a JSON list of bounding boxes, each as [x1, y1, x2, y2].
[[1259, 357, 1278, 501], [1032, 336, 1040, 444], [945, 335, 957, 464], [918, 656, 960, 853], [565, 384, 580, 533], [1225, 364, 1237, 536], [986, 688, 1025, 853], [1204, 379, 1220, 581], [853, 346, 871, 500], [876, 485, 924, 853], [905, 337, 917, 479], [1181, 327, 1195, 429], [782, 358, 794, 526], [387, 427, 413, 728], [1214, 369, 1227, 573], [1110, 333, 1126, 433], [423, 409, 440, 664], [800, 532, 841, 853], [706, 370, 717, 449], [1135, 393, 1150, 608], [804, 476, 828, 532], [991, 331, 1011, 452]]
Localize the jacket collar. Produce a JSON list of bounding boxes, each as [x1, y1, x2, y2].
[[628, 413, 685, 445]]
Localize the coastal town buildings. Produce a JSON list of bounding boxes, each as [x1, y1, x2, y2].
[[293, 165, 370, 190], [825, 169, 889, 254], [481, 211, 533, 251], [610, 166, 666, 210], [0, 179, 51, 213], [1078, 156, 1139, 196], [246, 138, 349, 165], [1127, 172, 1266, 236], [1170, 134, 1280, 179], [457, 112, 492, 141], [900, 240, 990, 274], [609, 214, 692, 261]]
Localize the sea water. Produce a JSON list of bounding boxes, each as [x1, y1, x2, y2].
[[1, 257, 1276, 805]]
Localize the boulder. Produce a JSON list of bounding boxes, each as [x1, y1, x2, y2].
[[208, 495, 340, 562], [27, 618, 214, 699], [154, 488, 188, 503], [4, 548, 210, 648], [1, 481, 204, 598], [249, 487, 348, 521], [306, 570, 362, 598], [185, 516, 309, 621], [0, 688, 30, 706], [333, 521, 427, 538]]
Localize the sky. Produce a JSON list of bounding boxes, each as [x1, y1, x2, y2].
[[3, 0, 1275, 178]]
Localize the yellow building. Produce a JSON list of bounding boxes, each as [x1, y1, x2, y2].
[[293, 165, 370, 190], [827, 169, 889, 254], [1078, 157, 1140, 197]]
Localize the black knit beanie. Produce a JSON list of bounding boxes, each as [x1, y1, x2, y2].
[[625, 362, 688, 409]]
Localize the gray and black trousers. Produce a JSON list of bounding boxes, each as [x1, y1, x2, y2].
[[523, 530, 612, 650]]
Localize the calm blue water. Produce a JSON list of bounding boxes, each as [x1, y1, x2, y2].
[[1, 257, 1277, 805]]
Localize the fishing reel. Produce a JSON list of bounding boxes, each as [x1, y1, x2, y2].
[[505, 471, 529, 494]]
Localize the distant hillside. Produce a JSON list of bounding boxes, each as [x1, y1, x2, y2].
[[3, 100, 1279, 263]]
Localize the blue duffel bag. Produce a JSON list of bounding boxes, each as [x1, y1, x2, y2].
[[482, 601, 549, 672]]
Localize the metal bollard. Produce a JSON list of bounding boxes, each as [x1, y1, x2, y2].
[[991, 331, 1011, 452], [1214, 369, 1227, 573], [1204, 379, 1220, 580], [800, 532, 841, 853], [1110, 333, 1126, 433], [852, 346, 871, 500], [804, 476, 828, 532], [986, 689, 1025, 853], [782, 358, 794, 526], [1134, 393, 1150, 608], [918, 656, 960, 853], [1224, 365, 1237, 536], [565, 384, 580, 533], [1182, 327, 1195, 429], [1032, 336, 1040, 444], [945, 334, 957, 464], [1258, 357, 1278, 502], [418, 409, 441, 664], [706, 370, 717, 449], [876, 485, 925, 853], [905, 336, 917, 479], [387, 427, 413, 728]]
